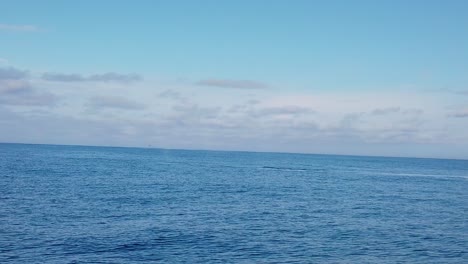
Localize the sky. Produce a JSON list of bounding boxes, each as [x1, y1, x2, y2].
[[1, 0, 468, 159]]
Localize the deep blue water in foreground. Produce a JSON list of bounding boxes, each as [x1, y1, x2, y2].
[[1, 143, 467, 263]]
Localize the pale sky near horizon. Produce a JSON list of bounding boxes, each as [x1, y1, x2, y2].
[[1, 0, 468, 159]]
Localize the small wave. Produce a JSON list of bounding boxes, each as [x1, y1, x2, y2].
[[260, 166, 307, 172], [370, 172, 468, 180]]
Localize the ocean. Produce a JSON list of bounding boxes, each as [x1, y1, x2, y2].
[[1, 143, 467, 263]]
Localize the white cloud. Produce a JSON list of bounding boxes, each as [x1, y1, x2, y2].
[[1, 65, 468, 158]]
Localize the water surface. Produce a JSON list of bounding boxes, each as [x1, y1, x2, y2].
[[1, 143, 467, 263]]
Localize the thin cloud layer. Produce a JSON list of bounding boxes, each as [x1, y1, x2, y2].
[[88, 73, 142, 83], [0, 91, 57, 106], [42, 73, 84, 82], [0, 58, 9, 65], [371, 107, 401, 115], [196, 79, 268, 89], [88, 96, 146, 110], [158, 89, 188, 103], [42, 72, 142, 83], [441, 88, 468, 96], [0, 23, 40, 32], [457, 90, 468, 96], [256, 106, 315, 117], [448, 110, 468, 118], [0, 67, 55, 106], [0, 81, 57, 106], [0, 80, 31, 94], [0, 67, 28, 80]]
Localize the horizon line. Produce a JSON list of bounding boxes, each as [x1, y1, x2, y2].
[[1, 141, 467, 162]]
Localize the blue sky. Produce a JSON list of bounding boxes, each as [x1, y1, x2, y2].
[[1, 1, 468, 158]]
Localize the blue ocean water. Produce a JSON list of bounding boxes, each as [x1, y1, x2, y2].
[[0, 143, 467, 263]]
